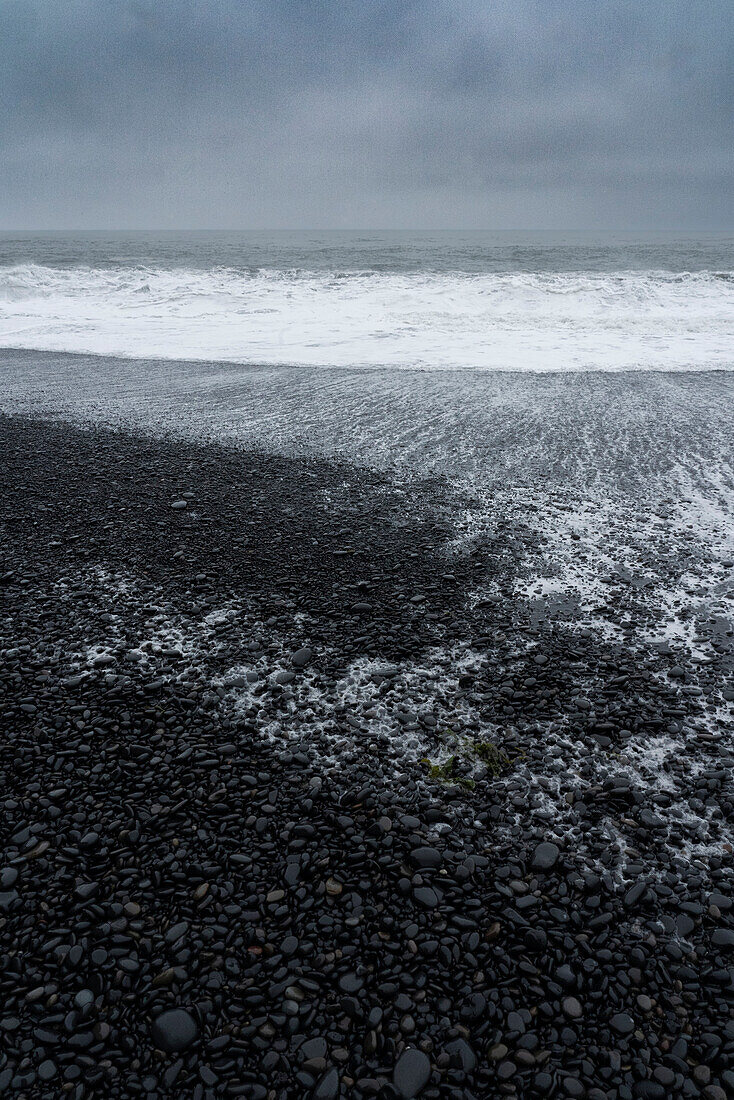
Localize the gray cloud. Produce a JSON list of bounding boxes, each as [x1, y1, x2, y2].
[[0, 0, 731, 229]]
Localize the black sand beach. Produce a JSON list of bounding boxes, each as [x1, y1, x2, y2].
[[2, 0, 731, 1088], [1, 374, 732, 1097]]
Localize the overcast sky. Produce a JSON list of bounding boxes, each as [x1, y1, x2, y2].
[[1, 0, 732, 231]]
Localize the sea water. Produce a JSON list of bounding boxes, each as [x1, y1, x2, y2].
[[0, 231, 731, 372]]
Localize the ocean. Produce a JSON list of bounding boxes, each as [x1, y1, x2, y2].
[[0, 231, 732, 372]]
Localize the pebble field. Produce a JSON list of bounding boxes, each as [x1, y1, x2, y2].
[[0, 352, 733, 1099]]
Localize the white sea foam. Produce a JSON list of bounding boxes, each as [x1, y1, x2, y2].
[[0, 264, 732, 371]]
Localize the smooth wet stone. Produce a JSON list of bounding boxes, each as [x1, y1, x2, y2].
[[624, 880, 647, 906], [445, 1038, 476, 1072], [393, 1048, 431, 1098], [633, 1083, 665, 1099], [313, 1067, 339, 1099], [292, 647, 313, 667], [150, 1008, 199, 1052], [301, 1038, 328, 1060], [610, 1012, 635, 1035], [556, 964, 575, 987], [676, 913, 695, 937], [531, 841, 560, 870], [337, 973, 363, 993], [410, 846, 442, 868], [165, 921, 188, 944], [37, 1061, 56, 1081]]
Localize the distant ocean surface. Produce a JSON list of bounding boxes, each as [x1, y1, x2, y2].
[[0, 232, 732, 372]]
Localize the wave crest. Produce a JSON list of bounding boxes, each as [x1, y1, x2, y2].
[[0, 263, 732, 371]]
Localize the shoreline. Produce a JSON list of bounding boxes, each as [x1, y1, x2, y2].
[[1, 412, 732, 1097]]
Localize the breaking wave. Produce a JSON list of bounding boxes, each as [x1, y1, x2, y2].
[[0, 263, 732, 371]]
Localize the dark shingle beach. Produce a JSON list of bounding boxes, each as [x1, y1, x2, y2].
[[1, 353, 732, 1097]]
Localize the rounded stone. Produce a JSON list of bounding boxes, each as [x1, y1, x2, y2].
[[0, 868, 18, 889], [313, 1067, 339, 1100], [410, 846, 442, 869], [633, 1083, 665, 1099], [38, 1061, 56, 1081], [150, 1008, 199, 1053], [610, 1012, 635, 1035], [531, 841, 560, 870], [413, 886, 438, 908], [445, 1038, 476, 1072], [393, 1048, 431, 1098]]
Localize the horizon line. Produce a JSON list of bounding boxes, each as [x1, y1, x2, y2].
[[1, 227, 732, 236]]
